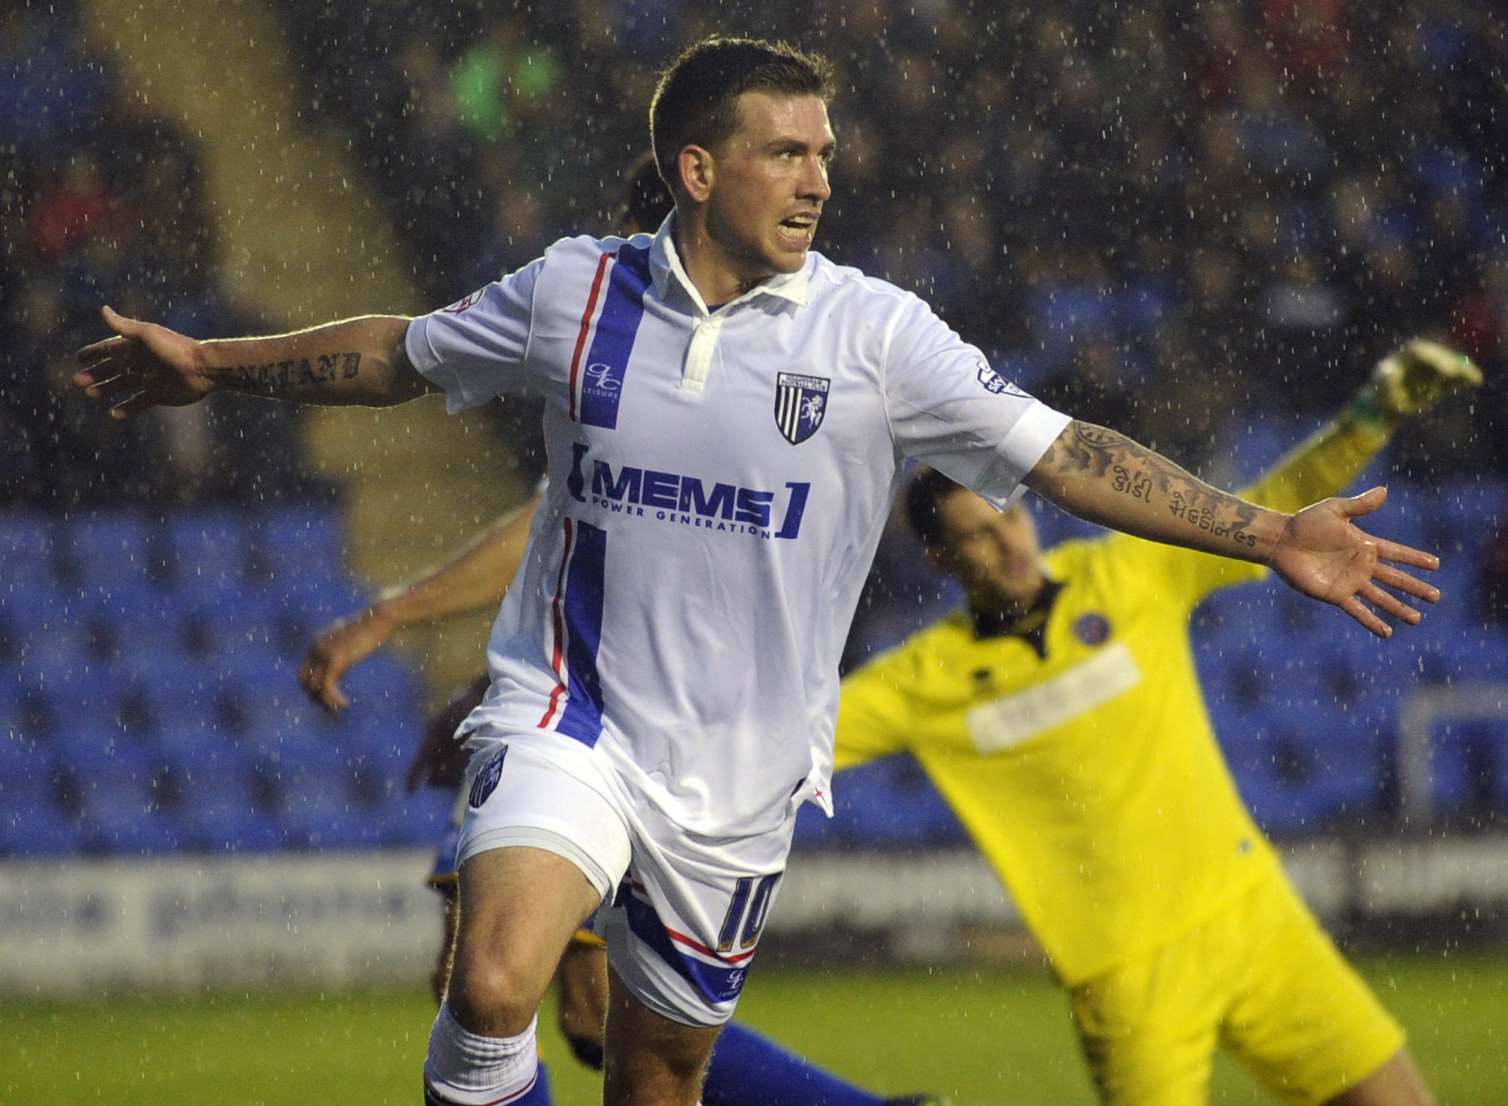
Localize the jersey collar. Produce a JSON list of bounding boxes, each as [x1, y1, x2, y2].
[[970, 576, 1065, 659], [649, 212, 812, 317]]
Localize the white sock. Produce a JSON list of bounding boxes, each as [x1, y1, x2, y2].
[[423, 1004, 539, 1105]]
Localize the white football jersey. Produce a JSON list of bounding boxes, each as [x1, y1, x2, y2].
[[406, 216, 1070, 838]]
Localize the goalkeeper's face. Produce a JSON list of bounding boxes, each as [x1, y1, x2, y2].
[[930, 490, 1046, 612]]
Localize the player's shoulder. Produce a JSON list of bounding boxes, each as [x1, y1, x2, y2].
[[883, 607, 977, 668], [540, 231, 648, 268], [806, 251, 925, 314]]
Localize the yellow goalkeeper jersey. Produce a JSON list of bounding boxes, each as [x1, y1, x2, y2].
[[834, 417, 1389, 985]]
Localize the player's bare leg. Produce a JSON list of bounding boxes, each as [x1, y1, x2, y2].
[[425, 846, 601, 1104], [602, 964, 722, 1106], [447, 846, 601, 1035], [1327, 1047, 1436, 1106], [556, 937, 610, 1068], [431, 890, 462, 1005]]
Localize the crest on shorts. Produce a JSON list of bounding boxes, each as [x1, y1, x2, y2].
[[468, 746, 508, 809], [774, 372, 829, 445]]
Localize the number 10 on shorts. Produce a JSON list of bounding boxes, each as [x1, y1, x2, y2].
[[717, 872, 781, 953]]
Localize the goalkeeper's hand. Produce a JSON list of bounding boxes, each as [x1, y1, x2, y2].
[[1362, 338, 1483, 420]]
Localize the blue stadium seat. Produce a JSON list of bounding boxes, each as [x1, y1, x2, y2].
[[66, 740, 188, 855], [177, 758, 287, 853], [792, 800, 846, 849], [372, 787, 454, 847], [165, 510, 255, 607], [249, 504, 348, 568], [0, 785, 84, 858], [56, 511, 165, 591], [828, 756, 967, 847]]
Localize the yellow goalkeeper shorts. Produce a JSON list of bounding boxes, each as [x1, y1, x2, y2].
[[1068, 869, 1404, 1106]]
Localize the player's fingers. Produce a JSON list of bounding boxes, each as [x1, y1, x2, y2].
[[1372, 562, 1441, 601], [108, 389, 153, 420], [1361, 582, 1421, 625], [1339, 486, 1388, 518], [101, 304, 146, 338], [297, 657, 324, 702], [1361, 531, 1439, 572], [76, 335, 130, 364], [1341, 595, 1391, 639]]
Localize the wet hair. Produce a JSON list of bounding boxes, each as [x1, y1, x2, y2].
[[904, 467, 969, 554], [620, 151, 674, 234], [649, 36, 835, 196]]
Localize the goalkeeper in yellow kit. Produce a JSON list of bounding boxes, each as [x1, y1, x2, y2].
[[300, 341, 1476, 1105], [836, 338, 1477, 1106]]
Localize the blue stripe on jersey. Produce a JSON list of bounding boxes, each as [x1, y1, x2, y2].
[[578, 243, 652, 429], [555, 520, 608, 746], [621, 888, 754, 1006]]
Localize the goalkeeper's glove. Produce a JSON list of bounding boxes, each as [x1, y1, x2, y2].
[[1353, 338, 1483, 424]]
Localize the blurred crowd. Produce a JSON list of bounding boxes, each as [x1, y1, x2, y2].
[[1, 4, 306, 508], [282, 0, 1508, 480], [6, 1, 1507, 500]]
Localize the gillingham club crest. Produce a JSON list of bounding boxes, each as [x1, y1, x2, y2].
[[774, 372, 830, 445]]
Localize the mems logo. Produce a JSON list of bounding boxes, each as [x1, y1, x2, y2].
[[567, 443, 810, 540]]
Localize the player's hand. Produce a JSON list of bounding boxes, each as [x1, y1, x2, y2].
[[1270, 487, 1440, 638], [73, 306, 216, 418], [405, 675, 488, 792], [298, 606, 397, 713], [1365, 338, 1483, 419]]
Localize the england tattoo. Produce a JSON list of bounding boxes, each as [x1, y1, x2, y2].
[[211, 352, 362, 395]]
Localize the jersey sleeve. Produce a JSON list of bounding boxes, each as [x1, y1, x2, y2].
[[882, 293, 1070, 509], [405, 258, 543, 413], [833, 645, 919, 771]]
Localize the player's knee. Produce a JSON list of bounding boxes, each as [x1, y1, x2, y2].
[[447, 958, 540, 1037]]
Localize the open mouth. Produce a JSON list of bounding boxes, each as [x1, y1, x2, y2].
[[778, 213, 819, 244]]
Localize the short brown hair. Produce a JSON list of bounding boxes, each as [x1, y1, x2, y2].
[[649, 36, 835, 195], [905, 466, 968, 554]]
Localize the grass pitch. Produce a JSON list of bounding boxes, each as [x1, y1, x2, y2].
[[5, 952, 1506, 1104]]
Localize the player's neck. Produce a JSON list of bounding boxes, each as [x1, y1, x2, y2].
[[969, 579, 1047, 624], [673, 216, 769, 308]]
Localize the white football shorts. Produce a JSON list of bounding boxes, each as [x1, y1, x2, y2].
[[455, 728, 794, 1027]]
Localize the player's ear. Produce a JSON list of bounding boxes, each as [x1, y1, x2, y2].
[[678, 145, 715, 203]]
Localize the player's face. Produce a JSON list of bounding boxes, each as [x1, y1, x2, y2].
[[931, 490, 1046, 611], [706, 91, 834, 283]]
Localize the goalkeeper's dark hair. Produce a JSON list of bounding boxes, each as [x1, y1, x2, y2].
[[905, 467, 968, 554], [650, 36, 835, 196], [621, 151, 673, 234]]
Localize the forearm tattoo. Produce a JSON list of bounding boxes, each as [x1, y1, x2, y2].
[[1049, 422, 1262, 550], [208, 352, 362, 395]]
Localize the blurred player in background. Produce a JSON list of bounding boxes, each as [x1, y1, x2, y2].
[[836, 343, 1476, 1106], [302, 341, 1475, 1106], [74, 36, 1442, 1106], [305, 152, 943, 1106]]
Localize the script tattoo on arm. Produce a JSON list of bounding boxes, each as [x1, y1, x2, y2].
[[208, 352, 363, 395], [1046, 422, 1262, 550]]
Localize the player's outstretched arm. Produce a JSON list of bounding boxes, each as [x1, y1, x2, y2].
[[298, 493, 544, 713], [1023, 421, 1439, 638], [73, 306, 432, 417]]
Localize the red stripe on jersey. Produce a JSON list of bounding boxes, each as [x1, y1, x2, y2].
[[567, 252, 613, 421], [538, 517, 575, 728]]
